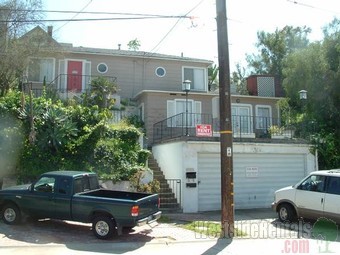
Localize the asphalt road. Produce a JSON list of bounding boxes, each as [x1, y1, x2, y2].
[[1, 209, 340, 255]]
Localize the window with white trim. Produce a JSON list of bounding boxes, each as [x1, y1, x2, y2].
[[155, 67, 166, 77], [232, 105, 253, 134], [256, 105, 272, 129], [167, 99, 201, 127], [28, 58, 55, 82], [97, 63, 108, 74], [183, 67, 206, 91]]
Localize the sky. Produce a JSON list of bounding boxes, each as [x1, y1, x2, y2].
[[41, 0, 340, 70]]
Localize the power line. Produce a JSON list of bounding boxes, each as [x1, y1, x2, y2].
[[0, 15, 190, 23], [148, 0, 205, 54], [0, 8, 194, 20], [54, 0, 93, 33], [286, 0, 340, 15]]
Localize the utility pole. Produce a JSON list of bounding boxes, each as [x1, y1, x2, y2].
[[216, 0, 234, 238]]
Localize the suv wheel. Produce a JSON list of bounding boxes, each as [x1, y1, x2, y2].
[[278, 204, 295, 222]]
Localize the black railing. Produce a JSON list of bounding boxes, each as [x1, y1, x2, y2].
[[153, 113, 310, 143], [22, 74, 117, 99], [153, 113, 215, 142]]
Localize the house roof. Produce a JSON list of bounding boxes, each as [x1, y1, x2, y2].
[[21, 26, 213, 65], [61, 44, 214, 64], [19, 26, 61, 48]]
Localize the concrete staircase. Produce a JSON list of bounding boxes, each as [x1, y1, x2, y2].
[[148, 155, 182, 212]]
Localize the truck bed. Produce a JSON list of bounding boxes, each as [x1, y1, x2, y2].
[[80, 189, 153, 201]]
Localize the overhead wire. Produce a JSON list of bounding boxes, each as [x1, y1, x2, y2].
[[0, 8, 193, 23], [147, 0, 206, 55], [286, 0, 340, 15], [54, 0, 93, 32]]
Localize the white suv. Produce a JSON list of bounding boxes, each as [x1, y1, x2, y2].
[[272, 169, 340, 223]]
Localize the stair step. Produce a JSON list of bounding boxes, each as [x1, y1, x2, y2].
[[159, 194, 175, 198], [148, 154, 181, 211]]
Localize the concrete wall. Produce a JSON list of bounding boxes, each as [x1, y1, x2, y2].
[[153, 141, 317, 213]]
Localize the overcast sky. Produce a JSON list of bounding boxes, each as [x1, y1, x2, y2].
[[41, 0, 339, 70]]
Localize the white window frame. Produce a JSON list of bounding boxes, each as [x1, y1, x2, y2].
[[97, 63, 108, 74], [182, 66, 207, 92], [231, 104, 253, 134], [167, 99, 201, 127], [138, 103, 145, 122], [255, 105, 272, 129], [155, 66, 166, 77], [27, 57, 55, 83]]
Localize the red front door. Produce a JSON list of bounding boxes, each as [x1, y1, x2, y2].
[[67, 61, 82, 92]]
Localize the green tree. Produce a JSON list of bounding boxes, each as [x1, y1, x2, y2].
[[127, 38, 141, 51], [83, 76, 118, 110], [0, 0, 43, 96], [246, 26, 311, 79], [208, 64, 219, 91], [231, 63, 248, 95], [37, 106, 78, 154], [282, 18, 340, 169]]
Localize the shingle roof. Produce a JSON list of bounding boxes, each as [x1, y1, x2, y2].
[[62, 44, 213, 64]]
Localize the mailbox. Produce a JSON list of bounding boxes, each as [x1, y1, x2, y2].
[[186, 172, 196, 179]]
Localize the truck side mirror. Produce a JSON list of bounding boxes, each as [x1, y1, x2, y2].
[[28, 184, 34, 192]]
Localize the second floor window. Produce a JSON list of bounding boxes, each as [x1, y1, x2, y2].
[[28, 58, 55, 83], [167, 99, 202, 127], [183, 67, 206, 91], [256, 105, 272, 129]]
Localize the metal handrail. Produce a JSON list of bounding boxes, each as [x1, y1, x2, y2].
[[153, 113, 310, 143]]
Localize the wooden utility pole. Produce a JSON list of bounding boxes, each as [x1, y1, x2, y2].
[[216, 0, 234, 238]]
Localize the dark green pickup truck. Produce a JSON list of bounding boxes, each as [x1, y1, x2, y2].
[[0, 171, 161, 239]]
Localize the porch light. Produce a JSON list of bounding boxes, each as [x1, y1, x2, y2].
[[182, 80, 191, 92], [298, 90, 307, 100], [182, 80, 191, 136]]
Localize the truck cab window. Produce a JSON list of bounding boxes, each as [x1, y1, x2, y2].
[[74, 178, 83, 193], [58, 177, 71, 195], [34, 177, 55, 193]]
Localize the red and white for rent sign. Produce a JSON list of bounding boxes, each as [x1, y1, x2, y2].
[[196, 124, 212, 137]]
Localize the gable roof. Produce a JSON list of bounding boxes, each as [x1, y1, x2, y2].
[[19, 26, 61, 48], [21, 26, 213, 65]]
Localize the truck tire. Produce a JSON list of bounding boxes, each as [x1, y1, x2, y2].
[[92, 216, 116, 239], [278, 204, 296, 223], [1, 203, 21, 225]]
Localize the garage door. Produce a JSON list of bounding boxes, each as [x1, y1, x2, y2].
[[197, 153, 306, 211]]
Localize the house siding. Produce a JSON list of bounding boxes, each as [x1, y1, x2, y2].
[[49, 50, 211, 99], [136, 91, 282, 144]]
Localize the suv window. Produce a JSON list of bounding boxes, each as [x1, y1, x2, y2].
[[326, 177, 340, 195], [299, 175, 325, 192]]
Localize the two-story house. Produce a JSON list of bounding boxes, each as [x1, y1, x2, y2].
[[21, 26, 317, 213]]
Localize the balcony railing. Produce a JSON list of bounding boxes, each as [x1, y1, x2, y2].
[[153, 113, 311, 144], [22, 74, 117, 99]]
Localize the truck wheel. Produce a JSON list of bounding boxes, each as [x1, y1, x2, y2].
[[2, 203, 21, 225], [278, 204, 295, 222], [92, 216, 116, 239]]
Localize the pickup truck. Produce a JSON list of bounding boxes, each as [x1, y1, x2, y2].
[[0, 171, 161, 239]]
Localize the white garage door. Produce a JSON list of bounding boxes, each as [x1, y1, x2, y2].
[[197, 153, 306, 211]]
